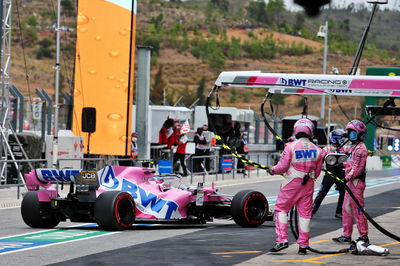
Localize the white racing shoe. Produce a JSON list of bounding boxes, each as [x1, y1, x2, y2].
[[269, 242, 289, 252]]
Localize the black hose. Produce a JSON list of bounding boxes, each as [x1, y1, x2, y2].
[[289, 208, 299, 239], [289, 171, 400, 254], [340, 177, 400, 242], [260, 94, 284, 144], [289, 207, 349, 254]]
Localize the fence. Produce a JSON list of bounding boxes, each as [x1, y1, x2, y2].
[[0, 151, 280, 199], [188, 152, 279, 184]]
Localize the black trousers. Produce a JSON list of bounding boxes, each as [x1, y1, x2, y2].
[[193, 149, 205, 173], [173, 153, 187, 176], [236, 154, 246, 173], [312, 174, 345, 215], [204, 149, 210, 171]]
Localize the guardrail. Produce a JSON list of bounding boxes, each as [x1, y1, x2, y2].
[[0, 158, 47, 199], [187, 151, 280, 184], [0, 151, 280, 198]]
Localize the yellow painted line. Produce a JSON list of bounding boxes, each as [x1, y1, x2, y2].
[[272, 241, 400, 264], [273, 259, 325, 264], [223, 255, 232, 258], [211, 250, 263, 255], [273, 253, 347, 264], [381, 241, 400, 247], [309, 240, 330, 244], [391, 207, 400, 209]]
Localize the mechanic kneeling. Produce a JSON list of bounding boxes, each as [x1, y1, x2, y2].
[[267, 118, 324, 255]]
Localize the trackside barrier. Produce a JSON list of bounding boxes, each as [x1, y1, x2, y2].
[[189, 154, 218, 184], [0, 151, 280, 199], [0, 158, 47, 199]]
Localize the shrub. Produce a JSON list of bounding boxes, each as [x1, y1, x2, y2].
[[39, 38, 53, 48], [36, 47, 53, 59], [243, 36, 277, 59], [230, 88, 237, 103], [227, 37, 242, 60]]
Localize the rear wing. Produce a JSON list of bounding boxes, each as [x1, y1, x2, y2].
[[214, 71, 400, 97]]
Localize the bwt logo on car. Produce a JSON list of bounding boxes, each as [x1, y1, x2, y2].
[[99, 167, 180, 219], [295, 149, 318, 160], [37, 169, 81, 182], [280, 78, 307, 86], [328, 89, 353, 94]]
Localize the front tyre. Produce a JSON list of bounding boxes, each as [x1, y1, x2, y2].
[[21, 191, 60, 228], [231, 190, 268, 227], [94, 191, 135, 231]]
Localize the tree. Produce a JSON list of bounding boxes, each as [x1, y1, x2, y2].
[[266, 0, 285, 25], [294, 13, 305, 33], [181, 84, 197, 107], [270, 94, 287, 115], [36, 37, 54, 59], [227, 37, 242, 60], [246, 0, 267, 24], [196, 77, 206, 105], [150, 14, 164, 32], [25, 15, 38, 27], [61, 0, 74, 12], [209, 0, 229, 12], [151, 65, 167, 105], [207, 47, 226, 72], [340, 19, 350, 32], [230, 88, 238, 103]]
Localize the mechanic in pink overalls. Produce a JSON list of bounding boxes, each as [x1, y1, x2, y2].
[[333, 120, 369, 244], [268, 118, 324, 255]]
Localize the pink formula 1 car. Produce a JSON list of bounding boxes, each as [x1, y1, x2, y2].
[[21, 166, 271, 231]]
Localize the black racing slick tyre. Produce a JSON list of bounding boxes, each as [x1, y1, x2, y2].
[[94, 191, 136, 231], [231, 190, 268, 227], [21, 191, 60, 228]]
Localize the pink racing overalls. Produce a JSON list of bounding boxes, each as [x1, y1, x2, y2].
[[271, 138, 324, 247], [342, 142, 368, 238]]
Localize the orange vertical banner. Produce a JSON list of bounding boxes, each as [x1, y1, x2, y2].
[[73, 0, 137, 155]]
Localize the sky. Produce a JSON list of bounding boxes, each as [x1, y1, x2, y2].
[[283, 0, 400, 11]]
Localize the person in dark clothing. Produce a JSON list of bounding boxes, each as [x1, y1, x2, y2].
[[193, 127, 207, 173], [312, 129, 347, 219], [236, 131, 249, 174], [202, 124, 211, 171], [227, 122, 245, 174]]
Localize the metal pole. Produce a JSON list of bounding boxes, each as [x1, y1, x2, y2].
[[11, 85, 24, 132], [0, 0, 4, 169], [323, 20, 332, 141], [320, 20, 328, 119], [52, 0, 61, 168], [327, 94, 332, 142], [135, 46, 152, 160], [349, 3, 378, 75], [41, 89, 52, 135]]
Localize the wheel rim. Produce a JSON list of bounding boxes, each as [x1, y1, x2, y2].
[[243, 193, 266, 223], [115, 194, 135, 227]]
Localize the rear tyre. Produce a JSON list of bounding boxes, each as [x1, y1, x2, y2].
[[94, 191, 135, 231], [21, 191, 60, 228], [231, 190, 268, 227]]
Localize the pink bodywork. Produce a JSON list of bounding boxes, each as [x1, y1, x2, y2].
[[24, 166, 229, 220], [24, 170, 58, 202]]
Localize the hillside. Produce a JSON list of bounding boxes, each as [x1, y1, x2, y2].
[[9, 0, 400, 126]]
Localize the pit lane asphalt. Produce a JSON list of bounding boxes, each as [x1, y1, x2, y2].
[[0, 169, 399, 266]]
